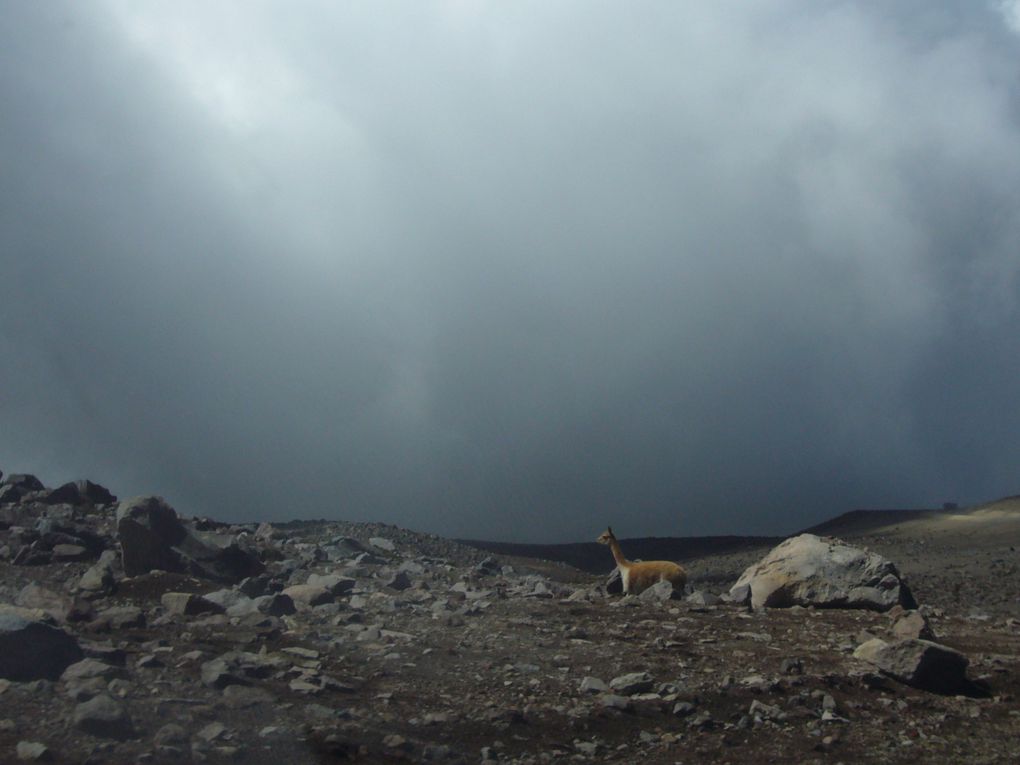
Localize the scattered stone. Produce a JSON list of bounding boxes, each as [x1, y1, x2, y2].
[[78, 550, 118, 594], [385, 570, 413, 591], [686, 590, 722, 606], [61, 659, 125, 682], [282, 584, 335, 608], [72, 694, 135, 740], [579, 676, 609, 694], [15, 741, 50, 761], [257, 593, 297, 616], [369, 537, 395, 552], [305, 573, 356, 596], [892, 609, 937, 641], [161, 592, 227, 616], [609, 671, 654, 695], [638, 579, 681, 601]]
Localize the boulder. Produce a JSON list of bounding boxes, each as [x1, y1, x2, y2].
[[729, 534, 915, 611], [116, 496, 263, 583], [72, 694, 135, 740], [44, 480, 116, 506], [79, 550, 118, 594], [0, 613, 84, 681], [854, 637, 970, 694]]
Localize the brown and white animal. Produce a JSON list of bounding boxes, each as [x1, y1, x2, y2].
[[596, 526, 687, 595]]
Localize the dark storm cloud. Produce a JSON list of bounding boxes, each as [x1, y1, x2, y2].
[[2, 1, 1019, 541]]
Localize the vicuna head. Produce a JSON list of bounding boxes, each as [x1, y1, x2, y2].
[[596, 527, 616, 545]]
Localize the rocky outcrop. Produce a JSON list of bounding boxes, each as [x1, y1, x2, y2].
[[729, 534, 916, 611], [44, 480, 117, 506], [116, 496, 263, 583]]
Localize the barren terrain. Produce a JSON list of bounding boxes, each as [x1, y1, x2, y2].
[[2, 474, 1019, 764]]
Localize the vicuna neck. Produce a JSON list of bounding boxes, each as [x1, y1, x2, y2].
[[608, 538, 630, 568]]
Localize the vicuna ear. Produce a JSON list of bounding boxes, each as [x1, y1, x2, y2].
[[607, 526, 613, 535]]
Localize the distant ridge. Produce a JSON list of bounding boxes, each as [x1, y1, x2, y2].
[[798, 508, 941, 537]]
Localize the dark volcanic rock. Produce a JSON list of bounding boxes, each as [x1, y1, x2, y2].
[[44, 480, 117, 506], [1, 473, 45, 492], [116, 496, 263, 583], [0, 612, 84, 680]]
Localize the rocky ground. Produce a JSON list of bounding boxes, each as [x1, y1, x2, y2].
[[1, 470, 1019, 764]]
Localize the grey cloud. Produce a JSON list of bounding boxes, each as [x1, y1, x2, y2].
[[2, 1, 1019, 541]]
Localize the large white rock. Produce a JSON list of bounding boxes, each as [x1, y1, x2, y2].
[[729, 534, 915, 611]]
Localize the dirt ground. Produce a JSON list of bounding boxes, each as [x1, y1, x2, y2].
[[1, 498, 1019, 764]]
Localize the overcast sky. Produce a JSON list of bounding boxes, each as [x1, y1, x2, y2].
[[2, 2, 1019, 542]]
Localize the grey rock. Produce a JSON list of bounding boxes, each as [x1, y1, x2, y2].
[[385, 570, 413, 591], [598, 693, 631, 710], [60, 659, 124, 682], [201, 658, 248, 689], [15, 741, 50, 761], [369, 536, 395, 552], [2, 474, 45, 492], [256, 593, 296, 616], [222, 684, 275, 708], [282, 584, 335, 608], [636, 579, 680, 601], [854, 637, 970, 693], [672, 701, 697, 717], [161, 592, 226, 616], [78, 550, 118, 594], [116, 495, 263, 583], [0, 614, 83, 681], [578, 676, 609, 694], [154, 723, 189, 748], [749, 699, 786, 722], [305, 573, 356, 595], [892, 610, 937, 641], [609, 671, 654, 695], [72, 694, 135, 740], [91, 606, 145, 630], [730, 534, 916, 611], [686, 590, 722, 606], [44, 480, 116, 506], [51, 544, 89, 561], [16, 583, 69, 622]]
